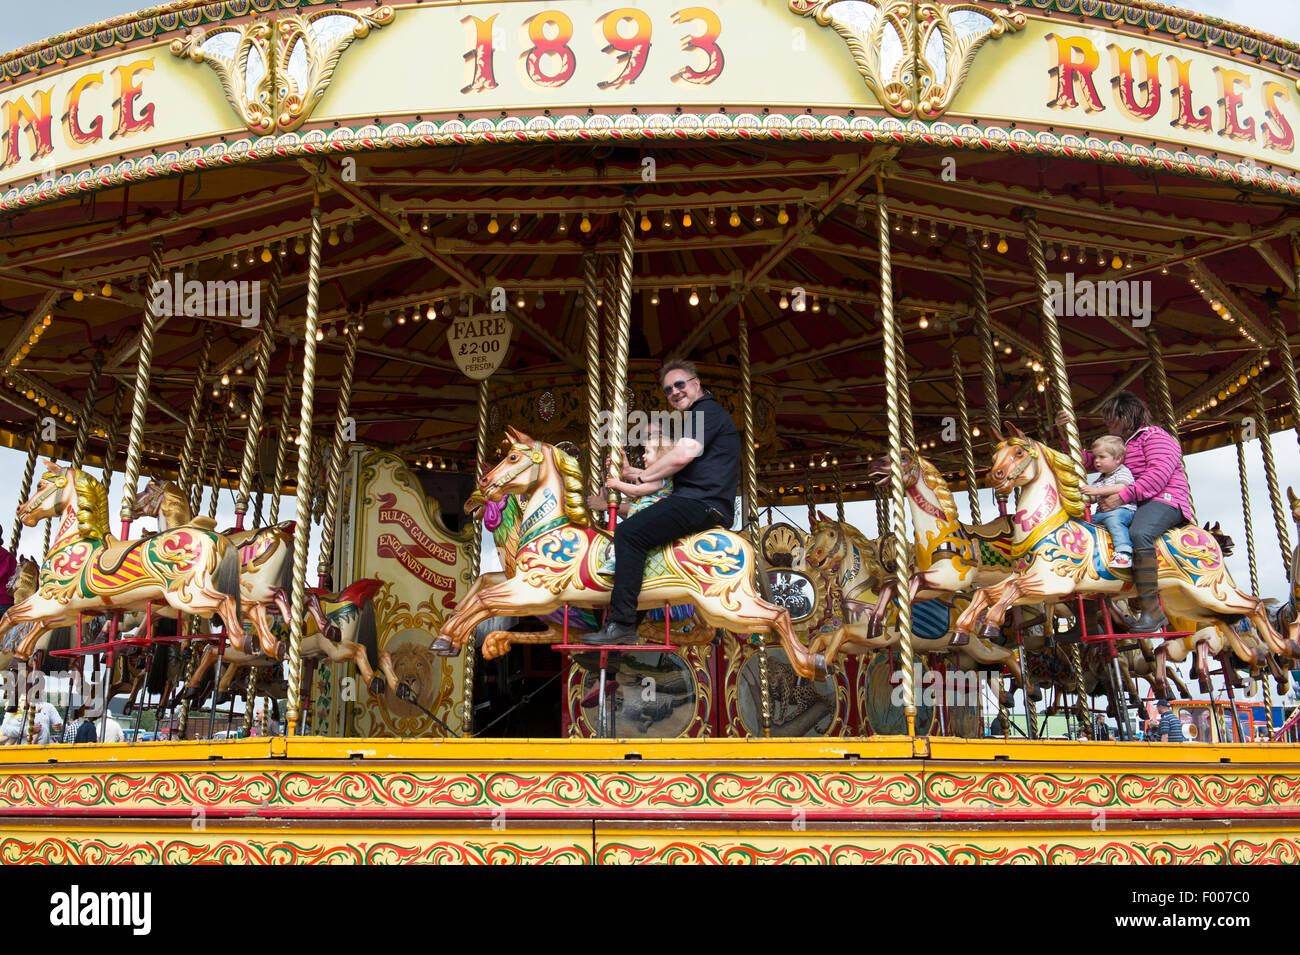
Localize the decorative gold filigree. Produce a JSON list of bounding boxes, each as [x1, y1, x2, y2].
[[171, 7, 395, 134], [788, 0, 1025, 119]]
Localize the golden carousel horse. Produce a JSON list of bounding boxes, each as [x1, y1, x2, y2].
[[432, 427, 826, 680], [953, 424, 1294, 667], [133, 478, 307, 657], [179, 577, 394, 703], [0, 462, 251, 663]]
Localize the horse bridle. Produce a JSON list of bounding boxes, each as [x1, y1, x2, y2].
[[16, 472, 63, 521], [482, 443, 544, 498]]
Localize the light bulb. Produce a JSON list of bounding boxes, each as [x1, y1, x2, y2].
[[557, 216, 568, 235], [315, 328, 324, 342], [729, 208, 742, 228], [662, 211, 673, 231], [511, 214, 520, 233], [328, 228, 340, 246], [535, 293, 545, 310], [918, 315, 929, 329], [682, 211, 693, 228], [294, 236, 306, 255], [426, 304, 436, 321], [777, 206, 789, 226], [996, 236, 1008, 254], [487, 215, 500, 235], [467, 213, 478, 235], [707, 210, 716, 228], [689, 289, 700, 307], [980, 232, 989, 250], [753, 208, 765, 226], [220, 373, 230, 386], [1112, 254, 1124, 269], [101, 281, 113, 296], [640, 213, 652, 232], [343, 223, 354, 244], [580, 215, 592, 233], [260, 246, 272, 263], [650, 290, 660, 306], [779, 293, 789, 310], [812, 298, 821, 313], [421, 213, 430, 234], [73, 289, 85, 302]]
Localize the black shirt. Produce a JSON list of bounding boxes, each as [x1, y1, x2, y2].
[[673, 393, 740, 525]]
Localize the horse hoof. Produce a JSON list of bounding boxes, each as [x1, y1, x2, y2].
[[1287, 640, 1300, 659], [949, 631, 969, 647], [431, 636, 458, 657], [369, 676, 387, 695], [979, 623, 1001, 642], [813, 654, 828, 682]]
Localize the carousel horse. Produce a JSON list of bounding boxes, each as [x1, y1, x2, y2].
[[431, 428, 826, 680], [0, 463, 250, 664], [133, 478, 316, 657], [802, 513, 888, 624], [180, 577, 393, 703], [952, 424, 1295, 665], [862, 451, 1018, 643]]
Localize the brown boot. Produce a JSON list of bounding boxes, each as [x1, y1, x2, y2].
[[1128, 549, 1168, 633]]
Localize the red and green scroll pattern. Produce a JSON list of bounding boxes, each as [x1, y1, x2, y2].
[[595, 838, 1234, 865], [0, 835, 590, 865], [5, 766, 1300, 816]]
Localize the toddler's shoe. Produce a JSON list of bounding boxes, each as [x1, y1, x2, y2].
[[1109, 552, 1132, 570]]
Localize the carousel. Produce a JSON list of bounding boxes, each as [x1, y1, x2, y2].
[[0, 0, 1298, 863]]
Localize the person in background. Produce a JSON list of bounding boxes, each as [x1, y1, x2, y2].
[[1059, 391, 1192, 632], [100, 711, 124, 744], [1156, 699, 1185, 742], [0, 544, 16, 616]]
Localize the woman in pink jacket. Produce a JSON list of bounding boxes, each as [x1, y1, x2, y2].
[[1060, 391, 1193, 633]]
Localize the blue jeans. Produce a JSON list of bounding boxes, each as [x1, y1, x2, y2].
[[1094, 507, 1135, 555]]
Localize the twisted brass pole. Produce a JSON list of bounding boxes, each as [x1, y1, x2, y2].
[[464, 379, 490, 734], [953, 350, 980, 523], [118, 238, 165, 534], [1144, 325, 1196, 520], [10, 422, 38, 552], [177, 328, 215, 502], [895, 318, 915, 451], [968, 236, 1000, 431], [234, 255, 282, 528], [191, 420, 216, 516], [101, 382, 127, 503], [1250, 375, 1291, 567], [269, 352, 296, 524], [877, 182, 916, 737], [1235, 435, 1260, 595], [206, 414, 230, 521], [832, 466, 846, 523], [740, 307, 772, 737], [317, 324, 361, 585], [242, 669, 257, 737], [286, 200, 325, 737], [70, 348, 104, 470], [605, 201, 636, 505], [582, 252, 604, 500], [1024, 212, 1084, 482], [1266, 292, 1300, 453], [875, 494, 889, 537]]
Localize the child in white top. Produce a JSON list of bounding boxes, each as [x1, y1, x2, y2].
[[1081, 434, 1137, 569]]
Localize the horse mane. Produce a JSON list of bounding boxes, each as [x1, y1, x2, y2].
[[1034, 441, 1087, 520], [915, 456, 958, 521], [73, 470, 109, 541], [551, 444, 591, 528]]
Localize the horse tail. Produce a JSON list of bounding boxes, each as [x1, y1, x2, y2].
[[146, 642, 172, 694], [215, 545, 241, 619], [275, 534, 296, 595], [44, 626, 72, 672], [1204, 521, 1234, 558], [356, 599, 378, 667]]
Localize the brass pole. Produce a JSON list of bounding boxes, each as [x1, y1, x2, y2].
[[118, 237, 165, 535], [1250, 374, 1291, 567], [605, 201, 636, 506], [190, 419, 216, 516], [895, 319, 914, 451], [968, 236, 1000, 431], [582, 252, 604, 500], [101, 382, 127, 503], [1144, 324, 1196, 519], [952, 350, 980, 523], [1023, 211, 1084, 480], [269, 351, 296, 524], [234, 255, 282, 530], [1235, 435, 1260, 596], [10, 422, 38, 552], [70, 347, 104, 470], [205, 414, 230, 521], [1266, 290, 1300, 453], [316, 323, 361, 586], [177, 327, 215, 503], [242, 669, 257, 737], [877, 181, 916, 737], [285, 198, 325, 737], [740, 307, 772, 738], [464, 379, 490, 734]]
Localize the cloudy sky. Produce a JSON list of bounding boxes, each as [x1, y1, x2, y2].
[[2, 3, 1299, 645]]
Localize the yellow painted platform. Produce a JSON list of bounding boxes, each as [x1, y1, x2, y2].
[[1, 737, 1296, 863]]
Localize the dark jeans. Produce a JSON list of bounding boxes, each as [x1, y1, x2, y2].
[[1128, 501, 1183, 553], [609, 495, 721, 625]]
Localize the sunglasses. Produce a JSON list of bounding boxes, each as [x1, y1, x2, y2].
[[662, 376, 697, 396]]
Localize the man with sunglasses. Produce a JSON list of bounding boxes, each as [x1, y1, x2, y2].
[[585, 359, 740, 645]]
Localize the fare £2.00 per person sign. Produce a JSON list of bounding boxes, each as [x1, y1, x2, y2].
[[448, 313, 512, 380]]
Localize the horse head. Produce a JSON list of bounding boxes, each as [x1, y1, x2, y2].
[[479, 430, 548, 502], [17, 460, 70, 526], [9, 559, 38, 602], [986, 422, 1041, 496], [865, 450, 920, 489], [803, 518, 845, 571], [133, 476, 167, 518]]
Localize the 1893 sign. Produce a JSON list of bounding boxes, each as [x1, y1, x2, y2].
[[448, 314, 513, 380]]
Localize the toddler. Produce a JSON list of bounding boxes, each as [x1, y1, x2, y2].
[[593, 428, 673, 577], [1081, 434, 1137, 569]]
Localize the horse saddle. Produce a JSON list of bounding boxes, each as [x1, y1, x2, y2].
[[961, 515, 1013, 542], [95, 532, 157, 577]]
